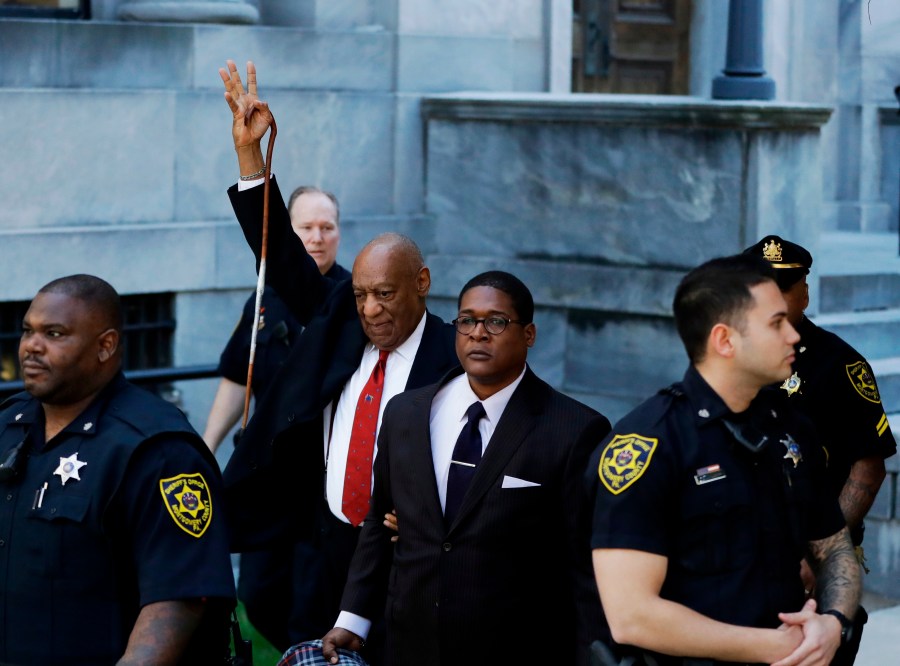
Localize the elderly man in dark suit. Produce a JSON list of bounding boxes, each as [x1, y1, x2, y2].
[[218, 60, 458, 657], [322, 271, 612, 666]]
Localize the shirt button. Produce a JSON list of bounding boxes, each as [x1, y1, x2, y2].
[[442, 542, 452, 552], [6, 494, 11, 501]]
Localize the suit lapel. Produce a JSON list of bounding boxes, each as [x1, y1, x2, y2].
[[447, 368, 547, 533], [405, 377, 454, 530], [406, 312, 457, 390]]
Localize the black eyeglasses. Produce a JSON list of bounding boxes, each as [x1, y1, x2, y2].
[[452, 316, 526, 335]]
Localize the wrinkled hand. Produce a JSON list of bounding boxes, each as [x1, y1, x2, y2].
[[384, 510, 399, 543], [321, 627, 365, 664], [771, 599, 842, 666], [219, 59, 273, 150]]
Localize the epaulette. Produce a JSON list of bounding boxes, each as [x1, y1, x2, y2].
[[659, 384, 685, 398], [0, 391, 31, 412]]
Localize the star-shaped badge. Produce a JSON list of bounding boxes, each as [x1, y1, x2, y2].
[[781, 434, 803, 468], [780, 372, 802, 397], [54, 452, 87, 486]]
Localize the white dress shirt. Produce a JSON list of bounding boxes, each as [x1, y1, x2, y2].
[[335, 365, 526, 639], [323, 313, 426, 522]]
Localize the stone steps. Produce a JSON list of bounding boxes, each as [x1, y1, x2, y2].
[[811, 308, 900, 359], [818, 231, 900, 313], [871, 357, 900, 415]]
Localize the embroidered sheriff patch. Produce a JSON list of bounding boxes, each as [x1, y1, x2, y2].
[[846, 361, 880, 403], [598, 434, 658, 495], [159, 473, 213, 538]]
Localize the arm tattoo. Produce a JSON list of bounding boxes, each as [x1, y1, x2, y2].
[[839, 457, 886, 529], [807, 526, 861, 617], [117, 600, 205, 665]]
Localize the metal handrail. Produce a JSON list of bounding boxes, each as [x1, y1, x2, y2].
[[0, 364, 220, 399]]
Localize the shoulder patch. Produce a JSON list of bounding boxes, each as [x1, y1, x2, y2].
[[846, 361, 880, 404], [159, 473, 213, 538], [598, 434, 658, 495]]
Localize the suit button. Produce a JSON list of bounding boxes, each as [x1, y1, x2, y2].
[[288, 413, 296, 423], [442, 542, 452, 552]]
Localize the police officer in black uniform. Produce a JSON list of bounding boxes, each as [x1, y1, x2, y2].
[[744, 235, 896, 665], [203, 185, 349, 651], [588, 255, 860, 666], [0, 274, 234, 665]]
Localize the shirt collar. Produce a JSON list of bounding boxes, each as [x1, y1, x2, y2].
[[451, 365, 527, 427], [682, 365, 733, 426], [363, 311, 427, 364]]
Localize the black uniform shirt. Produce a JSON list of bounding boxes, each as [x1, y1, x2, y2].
[[783, 317, 895, 538], [0, 375, 235, 665], [588, 367, 845, 639], [218, 263, 350, 400]]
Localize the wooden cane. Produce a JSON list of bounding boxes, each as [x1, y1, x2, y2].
[[241, 117, 278, 431]]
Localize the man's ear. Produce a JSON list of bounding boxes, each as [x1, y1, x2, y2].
[[708, 323, 735, 359], [97, 329, 120, 363], [524, 322, 537, 348], [416, 266, 432, 298]]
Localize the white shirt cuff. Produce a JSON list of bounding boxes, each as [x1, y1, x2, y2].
[[335, 611, 371, 640], [236, 173, 271, 191]]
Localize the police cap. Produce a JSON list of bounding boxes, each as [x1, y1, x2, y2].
[[742, 235, 812, 290]]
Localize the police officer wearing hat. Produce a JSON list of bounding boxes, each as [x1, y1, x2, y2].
[[0, 274, 235, 665], [589, 254, 860, 666], [744, 235, 896, 665]]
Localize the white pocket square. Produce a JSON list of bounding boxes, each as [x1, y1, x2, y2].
[[502, 475, 541, 489]]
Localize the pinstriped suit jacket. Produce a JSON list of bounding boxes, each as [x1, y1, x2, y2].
[[340, 366, 611, 666]]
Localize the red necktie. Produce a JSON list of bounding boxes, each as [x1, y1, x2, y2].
[[342, 350, 389, 526]]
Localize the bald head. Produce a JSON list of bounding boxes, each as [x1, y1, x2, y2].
[[21, 275, 122, 406], [38, 274, 123, 334], [351, 233, 430, 351]]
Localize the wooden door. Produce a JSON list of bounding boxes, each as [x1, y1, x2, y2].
[[572, 0, 692, 94]]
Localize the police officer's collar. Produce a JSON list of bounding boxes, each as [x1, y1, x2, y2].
[[1, 394, 42, 427], [682, 366, 735, 425], [1, 372, 127, 437], [56, 372, 128, 438]]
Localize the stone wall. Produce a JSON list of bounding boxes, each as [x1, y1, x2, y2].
[[420, 93, 831, 419]]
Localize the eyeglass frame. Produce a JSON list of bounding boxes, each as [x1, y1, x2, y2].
[[451, 316, 528, 336]]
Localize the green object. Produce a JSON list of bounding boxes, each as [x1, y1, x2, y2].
[[235, 602, 283, 665]]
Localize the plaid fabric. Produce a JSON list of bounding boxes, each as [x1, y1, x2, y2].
[[278, 640, 369, 666]]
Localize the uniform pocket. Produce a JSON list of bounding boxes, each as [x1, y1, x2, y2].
[[25, 492, 91, 576], [674, 480, 755, 574]]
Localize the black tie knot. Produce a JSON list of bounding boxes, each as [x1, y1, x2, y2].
[[465, 401, 486, 424]]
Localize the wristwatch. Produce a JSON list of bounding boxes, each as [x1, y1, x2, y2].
[[822, 609, 854, 645]]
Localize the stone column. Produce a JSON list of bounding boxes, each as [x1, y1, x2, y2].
[[712, 0, 775, 100], [118, 0, 259, 24]]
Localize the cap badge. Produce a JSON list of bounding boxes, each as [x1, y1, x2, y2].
[[763, 240, 783, 262]]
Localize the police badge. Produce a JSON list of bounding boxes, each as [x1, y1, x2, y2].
[[846, 361, 880, 403], [598, 434, 658, 495], [780, 372, 802, 397], [159, 473, 213, 538]]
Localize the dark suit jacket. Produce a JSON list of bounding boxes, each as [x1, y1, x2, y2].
[[224, 178, 458, 551], [340, 366, 612, 666]]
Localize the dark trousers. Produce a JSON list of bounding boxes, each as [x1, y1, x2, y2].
[[316, 506, 386, 666], [238, 540, 325, 652]]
